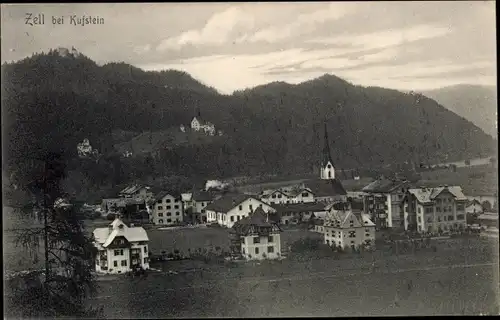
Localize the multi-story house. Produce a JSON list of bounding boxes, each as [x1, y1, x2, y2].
[[93, 217, 149, 274], [182, 190, 213, 223], [402, 186, 468, 234], [229, 207, 282, 260], [119, 184, 153, 201], [205, 193, 276, 228], [361, 178, 409, 230], [148, 192, 184, 225], [323, 209, 376, 250]]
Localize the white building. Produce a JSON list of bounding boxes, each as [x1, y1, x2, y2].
[[191, 116, 216, 135], [230, 207, 282, 260], [260, 187, 315, 205], [323, 209, 376, 250], [205, 193, 276, 228], [93, 218, 149, 274], [402, 186, 468, 234], [148, 192, 183, 225], [77, 138, 94, 158]]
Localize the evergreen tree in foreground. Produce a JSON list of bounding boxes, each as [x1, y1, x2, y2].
[[5, 152, 103, 318]]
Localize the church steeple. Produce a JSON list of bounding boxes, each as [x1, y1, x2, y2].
[[320, 121, 335, 180]]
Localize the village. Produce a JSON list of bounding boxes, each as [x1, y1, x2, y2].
[[86, 120, 498, 275]]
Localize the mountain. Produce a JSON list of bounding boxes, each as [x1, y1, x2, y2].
[[423, 85, 497, 137], [2, 48, 496, 191]]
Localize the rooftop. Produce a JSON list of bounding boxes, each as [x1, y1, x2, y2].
[[93, 218, 149, 248], [272, 202, 326, 213], [407, 186, 467, 204], [204, 193, 254, 213], [362, 178, 408, 193], [304, 179, 347, 197]]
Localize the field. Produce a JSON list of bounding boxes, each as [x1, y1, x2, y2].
[[89, 236, 499, 318]]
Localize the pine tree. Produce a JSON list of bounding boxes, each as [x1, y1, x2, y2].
[[5, 152, 103, 318]]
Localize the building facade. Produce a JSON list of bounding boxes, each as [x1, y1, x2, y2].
[[149, 192, 184, 225], [402, 186, 468, 234], [93, 218, 149, 274], [230, 208, 282, 260], [260, 188, 315, 205], [205, 194, 276, 228], [361, 178, 409, 230], [323, 210, 376, 250]]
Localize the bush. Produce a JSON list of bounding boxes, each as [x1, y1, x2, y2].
[[106, 213, 115, 221]]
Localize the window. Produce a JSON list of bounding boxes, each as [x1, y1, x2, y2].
[[114, 261, 118, 267], [437, 217, 441, 222], [253, 237, 260, 244], [167, 219, 172, 223], [348, 231, 356, 238], [167, 212, 171, 216], [239, 205, 243, 211], [448, 215, 453, 221], [159, 219, 163, 224], [302, 192, 309, 197], [249, 205, 253, 212], [436, 207, 442, 212], [456, 204, 464, 211], [427, 217, 432, 223], [268, 236, 273, 243], [144, 257, 148, 264], [144, 246, 148, 253], [242, 248, 245, 254], [167, 205, 171, 209], [121, 260, 127, 266], [114, 250, 123, 256], [166, 199, 171, 203], [443, 207, 448, 213], [365, 229, 370, 232], [230, 216, 234, 222], [268, 246, 274, 253], [418, 207, 421, 213], [448, 206, 452, 212], [176, 218, 179, 222], [176, 212, 180, 215], [174, 199, 179, 202], [444, 216, 447, 221], [457, 214, 465, 220], [158, 212, 163, 217], [237, 216, 240, 221], [174, 205, 179, 209], [417, 216, 421, 223], [158, 199, 163, 203], [425, 207, 433, 214], [272, 194, 276, 199], [255, 247, 260, 255], [157, 206, 163, 210]]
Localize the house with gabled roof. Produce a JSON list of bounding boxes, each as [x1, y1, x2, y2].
[[182, 190, 214, 223], [323, 209, 376, 251], [119, 184, 153, 201], [402, 186, 467, 234], [191, 111, 216, 136], [205, 193, 276, 228], [361, 177, 409, 230], [147, 191, 183, 225], [229, 207, 282, 260], [93, 217, 149, 274]]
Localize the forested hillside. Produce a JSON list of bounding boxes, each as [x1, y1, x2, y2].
[[2, 48, 495, 198]]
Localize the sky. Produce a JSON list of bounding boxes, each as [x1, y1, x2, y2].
[[1, 2, 496, 94]]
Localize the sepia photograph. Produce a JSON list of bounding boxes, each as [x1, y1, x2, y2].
[[2, 2, 498, 318]]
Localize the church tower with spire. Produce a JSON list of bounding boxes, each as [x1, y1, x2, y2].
[[320, 122, 335, 180]]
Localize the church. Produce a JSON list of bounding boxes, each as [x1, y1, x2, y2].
[[303, 123, 348, 204]]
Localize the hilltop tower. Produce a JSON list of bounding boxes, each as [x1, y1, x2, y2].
[[320, 122, 335, 180]]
